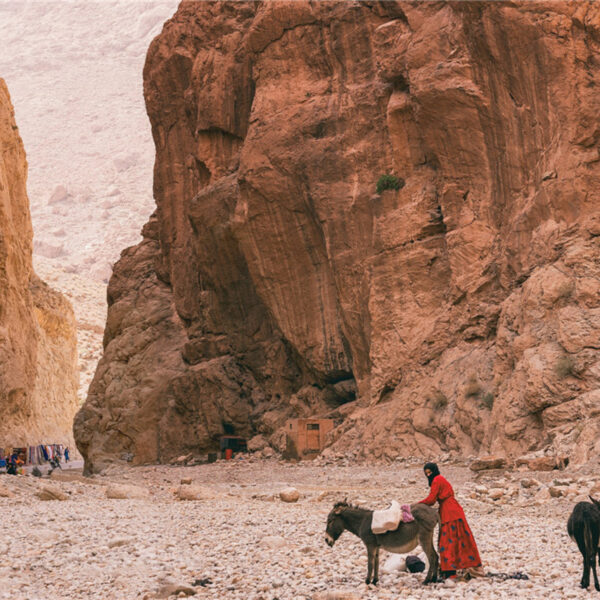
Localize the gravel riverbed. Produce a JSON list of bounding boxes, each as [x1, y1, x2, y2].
[[0, 458, 598, 599]]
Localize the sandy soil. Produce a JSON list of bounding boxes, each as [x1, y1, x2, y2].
[[0, 458, 598, 600]]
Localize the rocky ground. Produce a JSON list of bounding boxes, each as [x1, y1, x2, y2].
[[1, 458, 598, 600]]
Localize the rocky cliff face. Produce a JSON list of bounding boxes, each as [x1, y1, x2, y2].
[[75, 1, 600, 471], [0, 79, 79, 447]]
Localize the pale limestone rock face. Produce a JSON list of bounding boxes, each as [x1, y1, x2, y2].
[[75, 1, 600, 471], [0, 79, 78, 447]]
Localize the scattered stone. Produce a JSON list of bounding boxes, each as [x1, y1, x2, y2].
[[108, 538, 134, 548], [155, 583, 196, 598], [105, 483, 149, 499], [280, 487, 300, 503], [247, 434, 269, 453], [0, 484, 13, 498], [534, 487, 552, 504], [48, 184, 69, 204], [548, 486, 564, 498], [589, 483, 600, 498], [470, 456, 508, 471], [261, 447, 276, 459], [180, 478, 192, 485], [35, 485, 69, 501], [520, 478, 540, 489], [312, 591, 360, 600], [516, 456, 568, 471], [260, 536, 288, 549], [488, 488, 505, 500], [553, 478, 572, 486], [175, 485, 205, 501], [172, 454, 193, 465]]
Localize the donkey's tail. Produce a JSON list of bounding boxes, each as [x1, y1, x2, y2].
[[584, 518, 598, 560]]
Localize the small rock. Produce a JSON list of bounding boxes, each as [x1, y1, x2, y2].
[[470, 456, 508, 471], [260, 535, 288, 549], [180, 478, 192, 485], [488, 488, 505, 500], [35, 485, 69, 501], [261, 447, 276, 459], [108, 538, 134, 548], [105, 483, 149, 499], [280, 487, 300, 502], [175, 485, 205, 501], [247, 434, 269, 453], [520, 478, 540, 489], [155, 584, 196, 598], [553, 478, 573, 486], [534, 487, 552, 504], [313, 591, 360, 600]]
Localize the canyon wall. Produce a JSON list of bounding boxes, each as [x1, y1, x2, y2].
[[0, 79, 79, 447], [75, 1, 600, 471]]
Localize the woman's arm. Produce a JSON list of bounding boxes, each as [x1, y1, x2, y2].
[[419, 477, 441, 505]]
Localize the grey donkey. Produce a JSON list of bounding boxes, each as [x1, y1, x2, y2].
[[325, 501, 440, 585]]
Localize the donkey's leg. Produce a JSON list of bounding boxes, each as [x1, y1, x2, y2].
[[591, 550, 599, 591], [372, 548, 380, 586], [582, 551, 590, 589], [366, 545, 375, 585], [419, 529, 439, 584]]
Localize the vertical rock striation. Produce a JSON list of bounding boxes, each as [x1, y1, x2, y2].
[[0, 79, 78, 447], [75, 1, 600, 471]]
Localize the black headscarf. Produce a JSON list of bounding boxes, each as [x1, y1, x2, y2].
[[424, 462, 440, 487]]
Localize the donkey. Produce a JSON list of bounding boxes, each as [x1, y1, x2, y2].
[[325, 501, 439, 585], [568, 496, 600, 591]]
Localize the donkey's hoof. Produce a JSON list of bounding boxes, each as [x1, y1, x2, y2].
[[371, 579, 378, 586]]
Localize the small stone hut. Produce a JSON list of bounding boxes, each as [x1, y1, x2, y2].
[[285, 418, 334, 459]]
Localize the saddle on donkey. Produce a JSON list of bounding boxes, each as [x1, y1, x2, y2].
[[371, 500, 414, 534]]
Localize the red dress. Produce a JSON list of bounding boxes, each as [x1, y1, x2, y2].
[[419, 475, 482, 572]]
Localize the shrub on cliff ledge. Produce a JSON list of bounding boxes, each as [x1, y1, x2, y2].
[[555, 354, 576, 378], [376, 174, 404, 194]]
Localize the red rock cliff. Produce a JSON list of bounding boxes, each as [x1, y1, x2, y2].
[[74, 1, 600, 471], [0, 79, 79, 447]]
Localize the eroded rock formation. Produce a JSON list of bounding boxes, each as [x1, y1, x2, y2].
[[0, 79, 79, 446], [75, 1, 600, 471]]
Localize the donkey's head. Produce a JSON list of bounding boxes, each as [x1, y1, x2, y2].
[[325, 501, 349, 547]]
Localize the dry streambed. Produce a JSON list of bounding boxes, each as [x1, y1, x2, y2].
[[0, 459, 598, 600]]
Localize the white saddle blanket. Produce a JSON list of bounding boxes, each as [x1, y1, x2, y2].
[[371, 500, 402, 534]]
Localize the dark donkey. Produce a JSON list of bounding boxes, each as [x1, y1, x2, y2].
[[568, 496, 600, 591], [325, 501, 439, 585]]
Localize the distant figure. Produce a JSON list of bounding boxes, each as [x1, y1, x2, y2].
[[419, 462, 484, 580], [7, 452, 18, 476], [64, 447, 70, 463]]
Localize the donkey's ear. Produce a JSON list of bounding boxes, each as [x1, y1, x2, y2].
[[590, 495, 600, 508]]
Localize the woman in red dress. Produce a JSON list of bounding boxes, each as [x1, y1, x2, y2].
[[419, 462, 484, 580]]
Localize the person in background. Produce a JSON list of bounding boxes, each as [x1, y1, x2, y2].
[[7, 452, 18, 475], [419, 462, 484, 581], [64, 447, 70, 463]]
